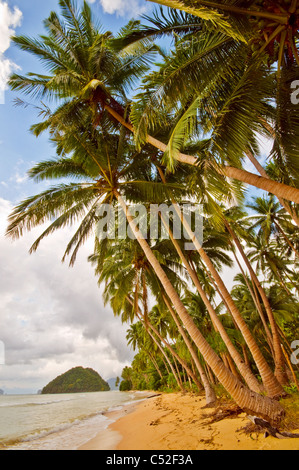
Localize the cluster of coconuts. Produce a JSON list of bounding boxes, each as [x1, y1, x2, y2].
[[246, 0, 299, 64]]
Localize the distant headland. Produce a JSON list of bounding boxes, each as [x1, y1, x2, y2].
[[41, 367, 110, 394]]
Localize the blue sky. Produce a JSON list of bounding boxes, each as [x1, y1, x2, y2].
[[0, 0, 152, 394]]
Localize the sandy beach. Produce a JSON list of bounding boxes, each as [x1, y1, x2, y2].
[[79, 393, 299, 451]]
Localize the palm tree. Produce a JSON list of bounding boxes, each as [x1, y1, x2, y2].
[[9, 1, 299, 204], [156, 198, 264, 394], [6, 0, 296, 396], [91, 232, 217, 400], [7, 0, 288, 423], [93, 233, 204, 391], [126, 322, 167, 388], [7, 123, 287, 421], [154, 167, 285, 397], [221, 206, 291, 386], [114, 3, 299, 205], [161, 295, 217, 403], [231, 274, 299, 385], [247, 195, 299, 258], [247, 235, 298, 294], [116, 192, 287, 422]]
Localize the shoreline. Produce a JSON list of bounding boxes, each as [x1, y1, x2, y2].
[[79, 392, 299, 451], [78, 392, 159, 451]]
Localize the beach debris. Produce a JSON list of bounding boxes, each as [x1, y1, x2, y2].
[[203, 403, 243, 424], [247, 416, 299, 439]]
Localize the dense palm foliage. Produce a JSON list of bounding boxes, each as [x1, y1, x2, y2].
[[116, 1, 299, 208], [6, 0, 299, 424]]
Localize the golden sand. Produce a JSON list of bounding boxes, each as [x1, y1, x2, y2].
[[79, 393, 299, 451]]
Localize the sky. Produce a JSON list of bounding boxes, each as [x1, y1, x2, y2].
[[0, 0, 153, 394], [0, 0, 273, 395]]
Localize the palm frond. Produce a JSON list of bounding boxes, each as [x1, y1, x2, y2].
[[146, 0, 246, 41], [164, 96, 201, 171], [6, 183, 98, 240]]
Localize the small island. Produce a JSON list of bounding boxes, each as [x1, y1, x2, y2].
[[41, 367, 110, 394]]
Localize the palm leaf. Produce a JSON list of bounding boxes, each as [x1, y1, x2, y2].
[[164, 96, 201, 171], [6, 184, 98, 240], [146, 0, 246, 41]]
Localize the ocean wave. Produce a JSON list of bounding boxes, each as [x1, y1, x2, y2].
[[0, 392, 140, 450], [0, 397, 77, 408], [2, 412, 109, 450]]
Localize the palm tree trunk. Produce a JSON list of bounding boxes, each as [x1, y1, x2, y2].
[[281, 344, 299, 391], [162, 293, 217, 405], [242, 345, 251, 368], [115, 190, 285, 424], [226, 353, 240, 379], [148, 352, 164, 380], [246, 150, 299, 228], [126, 298, 183, 390], [161, 354, 171, 375], [138, 310, 203, 391], [274, 267, 292, 295], [274, 221, 299, 259], [223, 219, 289, 387], [232, 247, 275, 354], [173, 356, 184, 388], [105, 105, 299, 205], [146, 321, 184, 391], [128, 296, 200, 390], [171, 200, 285, 398], [205, 363, 216, 385], [223, 166, 299, 205], [158, 209, 263, 394]]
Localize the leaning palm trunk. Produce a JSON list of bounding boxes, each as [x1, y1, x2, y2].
[[141, 315, 184, 391], [126, 297, 184, 390], [246, 150, 299, 228], [162, 293, 217, 405], [115, 190, 285, 423], [273, 221, 299, 259], [231, 248, 274, 346], [158, 209, 263, 394], [127, 295, 195, 390], [171, 200, 285, 398], [156, 164, 282, 397], [136, 310, 202, 391], [224, 220, 290, 386], [232, 247, 274, 353], [105, 106, 299, 205], [149, 331, 184, 391], [148, 352, 164, 380]]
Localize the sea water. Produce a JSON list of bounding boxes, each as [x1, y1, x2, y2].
[[0, 391, 148, 450]]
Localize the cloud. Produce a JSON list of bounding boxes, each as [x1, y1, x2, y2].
[[0, 198, 133, 393], [89, 0, 147, 16], [0, 1, 22, 101]]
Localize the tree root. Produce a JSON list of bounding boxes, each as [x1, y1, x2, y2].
[[247, 416, 299, 439]]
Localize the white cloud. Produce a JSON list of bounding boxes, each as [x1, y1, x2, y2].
[[0, 1, 22, 100], [0, 198, 133, 393], [89, 0, 147, 16]]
